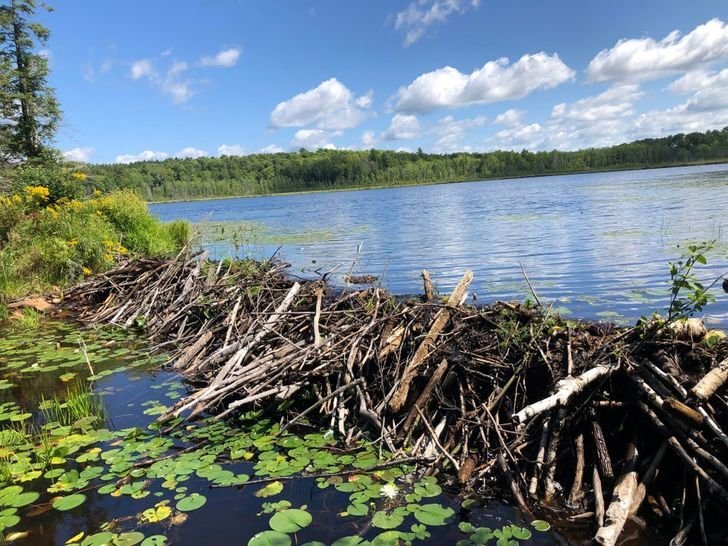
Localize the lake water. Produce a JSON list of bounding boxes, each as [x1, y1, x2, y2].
[[151, 164, 728, 328]]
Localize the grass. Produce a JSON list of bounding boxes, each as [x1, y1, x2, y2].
[[40, 380, 106, 428], [12, 308, 40, 331]]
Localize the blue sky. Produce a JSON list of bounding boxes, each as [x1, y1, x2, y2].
[[41, 1, 728, 164]]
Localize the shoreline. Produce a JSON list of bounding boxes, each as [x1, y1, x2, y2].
[[146, 158, 728, 205]]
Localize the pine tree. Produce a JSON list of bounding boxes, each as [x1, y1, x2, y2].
[[0, 0, 60, 161]]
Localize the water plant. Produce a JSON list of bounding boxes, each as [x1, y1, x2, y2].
[[667, 241, 718, 321]]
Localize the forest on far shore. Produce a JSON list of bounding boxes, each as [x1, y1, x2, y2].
[[88, 127, 728, 201]]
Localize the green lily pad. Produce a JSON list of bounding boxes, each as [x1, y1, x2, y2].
[[52, 493, 86, 511], [4, 491, 39, 508], [141, 537, 167, 546], [372, 510, 404, 530], [248, 530, 291, 546], [175, 493, 206, 512], [81, 532, 114, 546], [410, 503, 454, 526], [531, 519, 551, 532], [115, 532, 146, 546], [269, 508, 312, 533]]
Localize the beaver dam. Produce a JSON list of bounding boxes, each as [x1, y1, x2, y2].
[[64, 252, 728, 545]]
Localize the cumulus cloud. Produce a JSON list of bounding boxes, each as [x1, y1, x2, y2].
[[493, 108, 525, 127], [586, 18, 728, 83], [270, 78, 372, 130], [260, 144, 285, 154], [383, 114, 421, 140], [488, 84, 645, 151], [395, 53, 575, 113], [199, 47, 241, 68], [291, 129, 339, 150], [63, 147, 95, 163], [393, 0, 480, 46], [361, 130, 377, 148], [175, 147, 208, 159], [217, 144, 246, 156], [115, 150, 169, 164], [432, 115, 487, 152]]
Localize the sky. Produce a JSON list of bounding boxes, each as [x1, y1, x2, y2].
[[39, 1, 728, 164]]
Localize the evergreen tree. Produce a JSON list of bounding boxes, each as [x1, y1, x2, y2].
[[0, 0, 60, 161]]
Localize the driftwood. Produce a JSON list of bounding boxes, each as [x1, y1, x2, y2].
[[63, 253, 728, 545]]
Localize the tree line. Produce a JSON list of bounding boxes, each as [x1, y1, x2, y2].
[[89, 128, 728, 201]]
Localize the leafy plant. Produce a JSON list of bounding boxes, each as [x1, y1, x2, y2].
[[667, 241, 717, 321]]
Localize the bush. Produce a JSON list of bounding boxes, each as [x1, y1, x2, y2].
[[10, 152, 89, 203], [0, 187, 189, 299]]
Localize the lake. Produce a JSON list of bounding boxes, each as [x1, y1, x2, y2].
[[151, 164, 728, 329]]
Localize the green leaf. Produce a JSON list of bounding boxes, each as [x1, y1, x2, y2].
[[175, 493, 206, 512], [81, 532, 115, 546], [269, 508, 312, 533], [346, 503, 369, 516], [114, 532, 146, 546], [248, 530, 292, 546], [510, 526, 532, 540], [372, 510, 404, 530], [141, 537, 167, 546], [52, 493, 85, 511], [371, 531, 402, 546], [410, 503, 455, 526], [331, 537, 368, 546], [531, 519, 551, 532]]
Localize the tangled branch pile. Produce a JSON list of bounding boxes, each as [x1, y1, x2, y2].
[[66, 253, 728, 544]]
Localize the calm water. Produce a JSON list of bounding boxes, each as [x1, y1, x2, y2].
[[151, 164, 728, 328]]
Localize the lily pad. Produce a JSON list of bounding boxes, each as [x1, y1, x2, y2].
[[410, 503, 454, 526], [531, 519, 551, 532], [248, 530, 291, 546], [175, 493, 206, 512], [52, 494, 86, 511], [255, 481, 284, 498], [269, 508, 312, 533]]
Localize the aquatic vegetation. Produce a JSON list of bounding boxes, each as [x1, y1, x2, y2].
[[40, 380, 105, 427]]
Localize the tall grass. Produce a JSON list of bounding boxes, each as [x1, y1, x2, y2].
[[40, 381, 105, 427]]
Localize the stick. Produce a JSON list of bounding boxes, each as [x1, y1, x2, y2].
[[567, 433, 585, 507], [691, 357, 728, 401], [593, 466, 605, 527], [594, 441, 639, 546], [389, 270, 473, 412], [514, 364, 618, 424]]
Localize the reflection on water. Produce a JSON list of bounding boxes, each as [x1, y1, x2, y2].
[[151, 164, 728, 327]]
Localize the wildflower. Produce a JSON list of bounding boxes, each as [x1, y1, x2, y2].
[[102, 239, 115, 250], [82, 267, 92, 276], [24, 185, 50, 202], [67, 239, 78, 247], [117, 245, 128, 255], [71, 172, 88, 181], [92, 189, 102, 196], [45, 206, 58, 218], [380, 483, 399, 500]]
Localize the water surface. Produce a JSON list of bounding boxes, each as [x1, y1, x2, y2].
[[151, 164, 728, 328]]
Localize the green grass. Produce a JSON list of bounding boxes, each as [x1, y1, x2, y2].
[[40, 380, 106, 428]]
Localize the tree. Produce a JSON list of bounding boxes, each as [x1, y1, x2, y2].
[[0, 0, 60, 161]]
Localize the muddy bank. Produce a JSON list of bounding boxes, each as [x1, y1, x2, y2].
[[63, 253, 728, 545]]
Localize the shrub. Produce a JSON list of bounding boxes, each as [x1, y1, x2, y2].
[[0, 187, 189, 299]]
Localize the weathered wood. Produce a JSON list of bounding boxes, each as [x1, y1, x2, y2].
[[594, 442, 639, 546], [389, 270, 473, 412], [692, 357, 728, 401]]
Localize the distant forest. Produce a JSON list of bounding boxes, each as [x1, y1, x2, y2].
[[89, 127, 728, 201]]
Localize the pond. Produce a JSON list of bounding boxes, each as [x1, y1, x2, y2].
[[0, 321, 570, 546], [150, 164, 728, 329]]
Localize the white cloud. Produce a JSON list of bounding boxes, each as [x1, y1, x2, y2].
[[355, 91, 374, 109], [260, 144, 285, 154], [490, 123, 545, 151], [494, 108, 525, 127], [63, 147, 94, 163], [130, 59, 155, 80], [361, 130, 376, 147], [551, 84, 644, 123], [217, 144, 246, 156], [115, 150, 169, 164], [395, 53, 575, 113], [291, 129, 339, 150], [586, 18, 728, 83], [199, 47, 241, 68], [175, 147, 208, 159], [431, 115, 487, 152], [383, 114, 421, 140], [270, 78, 372, 130], [393, 0, 480, 46]]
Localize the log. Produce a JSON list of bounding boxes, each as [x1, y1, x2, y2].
[[567, 433, 585, 507], [593, 466, 605, 527], [421, 270, 434, 302], [401, 359, 449, 435], [691, 357, 728, 401], [514, 363, 618, 424], [594, 442, 639, 546]]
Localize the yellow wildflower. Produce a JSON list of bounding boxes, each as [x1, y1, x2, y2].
[[92, 189, 102, 196], [104, 253, 114, 262], [71, 172, 88, 181], [24, 185, 50, 201], [117, 245, 128, 255], [102, 239, 115, 250], [68, 239, 78, 247], [82, 267, 92, 276]]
